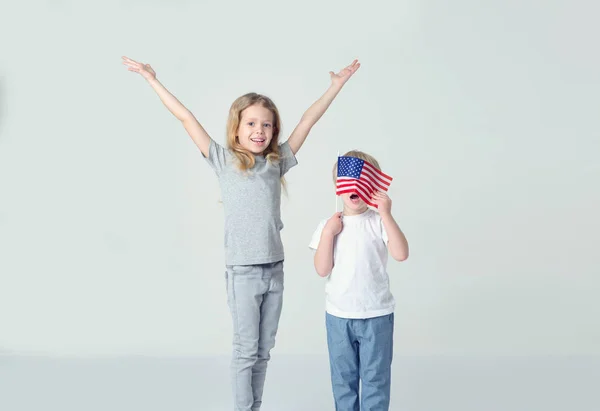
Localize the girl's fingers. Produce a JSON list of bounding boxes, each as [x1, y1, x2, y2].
[[122, 57, 146, 69], [347, 60, 359, 72], [122, 61, 139, 69]]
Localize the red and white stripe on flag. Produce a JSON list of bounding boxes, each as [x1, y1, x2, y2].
[[335, 156, 393, 208]]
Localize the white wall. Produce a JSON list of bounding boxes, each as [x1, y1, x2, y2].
[[0, 0, 598, 357]]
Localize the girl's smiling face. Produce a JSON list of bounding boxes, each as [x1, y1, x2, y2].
[[236, 104, 275, 155]]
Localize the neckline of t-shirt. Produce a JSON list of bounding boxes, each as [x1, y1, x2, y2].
[[226, 146, 267, 163], [342, 209, 374, 220]]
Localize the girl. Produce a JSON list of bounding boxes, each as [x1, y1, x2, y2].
[[121, 55, 360, 411]]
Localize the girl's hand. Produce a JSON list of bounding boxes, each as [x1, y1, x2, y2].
[[372, 191, 392, 215], [329, 59, 361, 88], [122, 56, 156, 81], [324, 212, 343, 236]]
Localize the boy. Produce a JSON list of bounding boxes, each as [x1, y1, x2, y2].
[[309, 150, 409, 411]]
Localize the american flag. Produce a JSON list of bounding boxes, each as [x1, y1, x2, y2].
[[336, 156, 393, 208]]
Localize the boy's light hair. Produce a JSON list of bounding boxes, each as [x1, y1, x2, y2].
[[226, 92, 286, 189], [332, 150, 381, 184]]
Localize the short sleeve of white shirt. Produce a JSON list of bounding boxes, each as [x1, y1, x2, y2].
[[309, 214, 388, 248], [309, 219, 328, 250], [381, 216, 389, 244]]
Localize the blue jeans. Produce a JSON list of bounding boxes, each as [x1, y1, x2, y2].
[[326, 312, 394, 411], [225, 261, 284, 411]]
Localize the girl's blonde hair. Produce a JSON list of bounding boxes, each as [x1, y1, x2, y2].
[[332, 150, 381, 184], [226, 92, 283, 171]]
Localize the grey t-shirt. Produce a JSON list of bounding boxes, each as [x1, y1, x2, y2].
[[204, 139, 298, 266]]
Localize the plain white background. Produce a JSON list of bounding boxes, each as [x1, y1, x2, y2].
[[1, 0, 598, 410]]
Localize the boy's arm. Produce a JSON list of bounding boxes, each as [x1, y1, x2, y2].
[[287, 60, 360, 154], [122, 56, 211, 157], [373, 192, 409, 262], [314, 231, 336, 277], [313, 212, 343, 276], [381, 213, 409, 261]]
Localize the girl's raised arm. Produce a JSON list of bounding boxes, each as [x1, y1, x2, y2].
[[287, 59, 360, 154], [122, 56, 211, 157]]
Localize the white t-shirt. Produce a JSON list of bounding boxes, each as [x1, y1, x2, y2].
[[309, 209, 395, 319]]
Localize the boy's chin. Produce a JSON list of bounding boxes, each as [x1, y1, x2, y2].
[[344, 202, 368, 212]]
